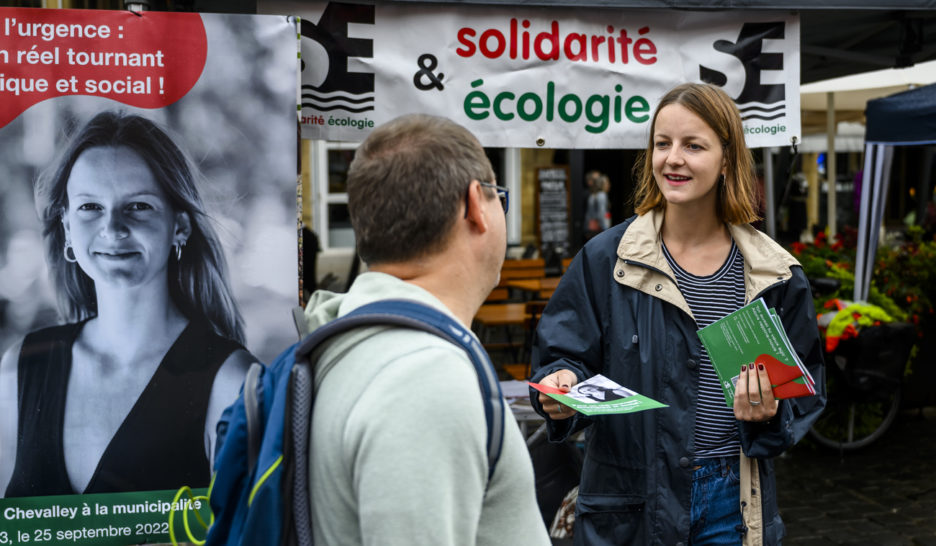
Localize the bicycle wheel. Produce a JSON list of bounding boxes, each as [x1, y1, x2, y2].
[[807, 355, 902, 450]]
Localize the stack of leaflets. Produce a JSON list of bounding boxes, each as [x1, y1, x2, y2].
[[696, 298, 816, 407], [529, 374, 667, 415]]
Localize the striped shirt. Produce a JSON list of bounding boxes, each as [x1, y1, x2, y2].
[[662, 240, 745, 458]]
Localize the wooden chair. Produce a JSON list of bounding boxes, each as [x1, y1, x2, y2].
[[501, 300, 549, 381], [561, 257, 573, 274], [474, 302, 526, 363], [497, 257, 546, 303], [498, 258, 546, 285], [484, 287, 510, 303], [477, 259, 549, 368]]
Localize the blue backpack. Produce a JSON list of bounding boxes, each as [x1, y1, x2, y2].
[[189, 299, 506, 546]]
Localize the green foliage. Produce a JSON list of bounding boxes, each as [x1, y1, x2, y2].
[[787, 226, 933, 324], [825, 302, 894, 339], [873, 225, 936, 326]]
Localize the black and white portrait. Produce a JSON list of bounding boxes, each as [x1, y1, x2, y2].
[[0, 13, 298, 497], [568, 377, 637, 404]]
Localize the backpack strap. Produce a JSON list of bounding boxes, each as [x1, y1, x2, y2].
[[283, 351, 314, 546], [243, 362, 265, 475], [284, 299, 506, 546]]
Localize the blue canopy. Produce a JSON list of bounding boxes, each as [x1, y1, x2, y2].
[[854, 83, 936, 302], [865, 83, 936, 145]]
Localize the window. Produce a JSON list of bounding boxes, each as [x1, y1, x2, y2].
[[309, 141, 357, 251]]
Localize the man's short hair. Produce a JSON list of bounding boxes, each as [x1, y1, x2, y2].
[[347, 114, 495, 265]]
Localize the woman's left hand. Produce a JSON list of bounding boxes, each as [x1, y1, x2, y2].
[[733, 362, 779, 422]]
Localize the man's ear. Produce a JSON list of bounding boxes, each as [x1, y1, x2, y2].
[[464, 180, 489, 234], [174, 211, 193, 242]]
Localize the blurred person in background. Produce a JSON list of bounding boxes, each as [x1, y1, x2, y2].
[[585, 172, 611, 240]]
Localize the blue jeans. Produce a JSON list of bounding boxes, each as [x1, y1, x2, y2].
[[690, 456, 743, 546]]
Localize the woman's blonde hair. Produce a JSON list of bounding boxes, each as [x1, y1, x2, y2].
[[632, 83, 759, 224]]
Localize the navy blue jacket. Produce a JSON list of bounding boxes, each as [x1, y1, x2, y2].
[[530, 211, 826, 546]]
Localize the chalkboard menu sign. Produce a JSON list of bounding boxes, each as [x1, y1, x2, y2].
[[536, 167, 570, 251]]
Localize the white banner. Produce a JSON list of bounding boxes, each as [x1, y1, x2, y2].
[[282, 1, 800, 149]]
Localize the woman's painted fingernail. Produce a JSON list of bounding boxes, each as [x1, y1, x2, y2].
[[740, 364, 746, 372], [758, 363, 765, 371]]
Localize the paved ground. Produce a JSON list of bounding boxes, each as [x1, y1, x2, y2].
[[775, 410, 936, 546]]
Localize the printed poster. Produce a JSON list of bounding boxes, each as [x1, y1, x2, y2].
[[0, 8, 299, 545], [263, 0, 801, 149]]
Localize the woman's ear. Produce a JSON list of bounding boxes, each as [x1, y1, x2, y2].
[[174, 211, 192, 243], [61, 216, 70, 240]]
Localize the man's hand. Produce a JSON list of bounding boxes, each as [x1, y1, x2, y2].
[[733, 362, 779, 422], [536, 369, 579, 420]]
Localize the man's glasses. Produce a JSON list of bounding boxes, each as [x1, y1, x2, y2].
[[464, 181, 509, 218]]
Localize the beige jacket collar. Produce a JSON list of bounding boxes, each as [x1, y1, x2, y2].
[[612, 209, 800, 319]]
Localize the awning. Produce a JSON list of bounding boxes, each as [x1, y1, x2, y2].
[[396, 1, 935, 7], [855, 82, 936, 302], [801, 60, 936, 111], [866, 83, 936, 144]]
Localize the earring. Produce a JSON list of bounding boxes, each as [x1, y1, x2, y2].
[[63, 242, 78, 263], [174, 240, 186, 261]]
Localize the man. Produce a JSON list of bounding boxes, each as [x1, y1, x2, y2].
[[303, 114, 551, 545]]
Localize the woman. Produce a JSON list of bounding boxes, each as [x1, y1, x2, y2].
[[584, 173, 611, 239], [0, 111, 252, 497], [530, 83, 826, 545]]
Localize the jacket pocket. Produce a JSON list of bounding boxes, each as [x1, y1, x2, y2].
[[574, 493, 645, 546], [726, 458, 742, 485]]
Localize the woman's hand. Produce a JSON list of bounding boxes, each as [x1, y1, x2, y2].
[[733, 362, 779, 422], [537, 369, 579, 420]]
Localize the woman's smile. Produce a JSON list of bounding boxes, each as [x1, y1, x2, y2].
[[92, 249, 142, 260], [663, 173, 692, 185]]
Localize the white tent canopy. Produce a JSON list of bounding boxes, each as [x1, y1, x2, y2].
[[798, 121, 866, 153], [801, 60, 936, 111], [772, 61, 936, 242]]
